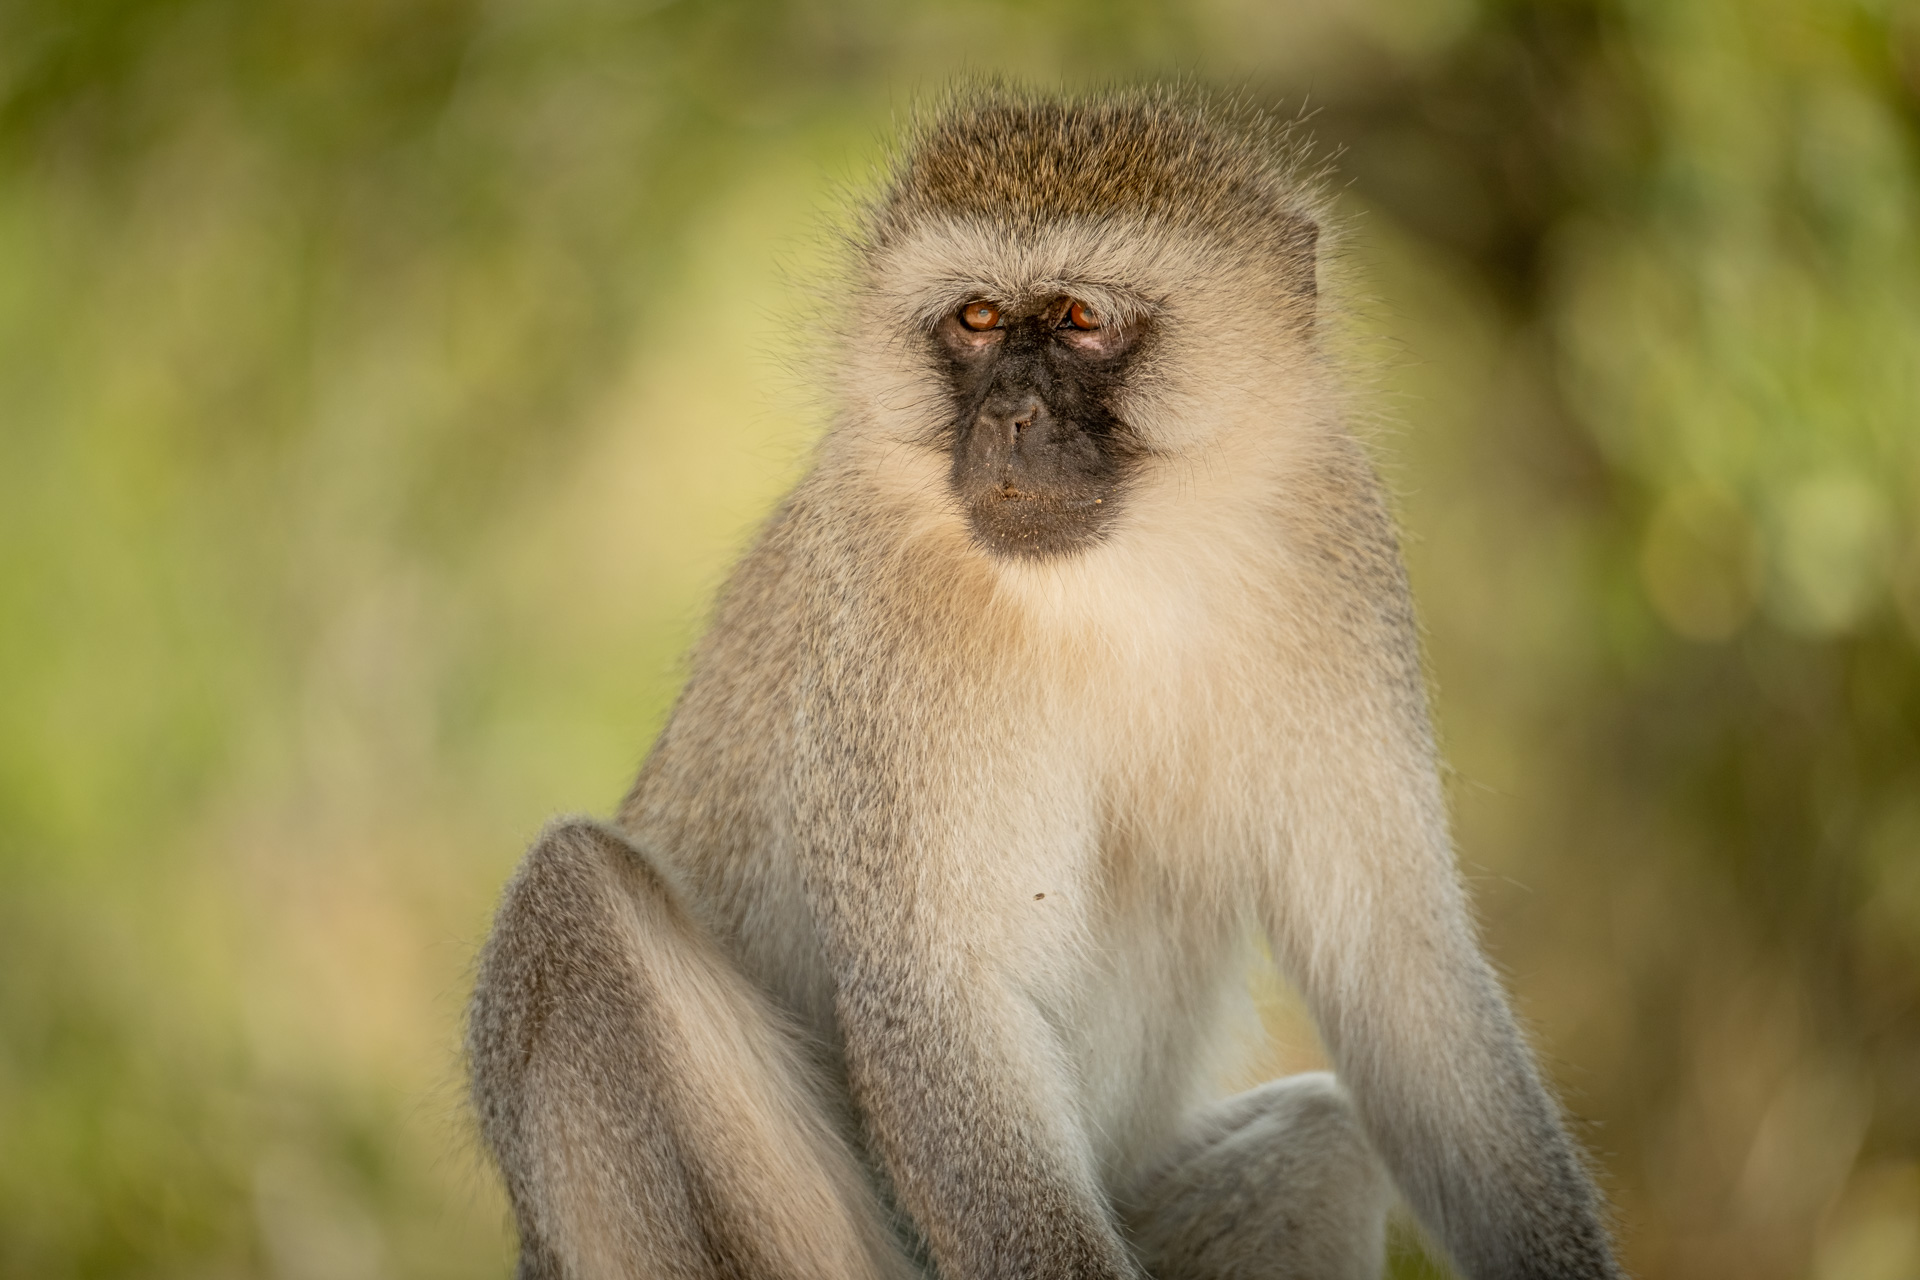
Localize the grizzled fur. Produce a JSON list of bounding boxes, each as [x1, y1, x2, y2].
[[873, 89, 1317, 243], [468, 87, 1624, 1280]]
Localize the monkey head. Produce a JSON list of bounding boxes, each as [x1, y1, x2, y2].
[[840, 89, 1325, 564]]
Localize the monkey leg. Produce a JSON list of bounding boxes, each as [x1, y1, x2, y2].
[[1121, 1073, 1392, 1280], [467, 820, 913, 1280]]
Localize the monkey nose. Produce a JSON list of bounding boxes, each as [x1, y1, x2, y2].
[[985, 395, 1044, 448]]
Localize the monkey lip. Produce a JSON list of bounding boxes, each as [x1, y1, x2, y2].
[[988, 483, 1107, 511]]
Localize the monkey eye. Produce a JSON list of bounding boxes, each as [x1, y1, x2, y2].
[[959, 301, 1002, 331], [1064, 299, 1101, 330]]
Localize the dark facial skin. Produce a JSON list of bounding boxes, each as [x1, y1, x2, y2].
[[931, 295, 1151, 560]]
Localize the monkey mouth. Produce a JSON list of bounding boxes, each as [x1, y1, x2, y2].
[[991, 481, 1107, 510], [957, 473, 1120, 560]]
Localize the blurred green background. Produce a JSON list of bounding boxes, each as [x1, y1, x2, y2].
[[2, 0, 1917, 1277]]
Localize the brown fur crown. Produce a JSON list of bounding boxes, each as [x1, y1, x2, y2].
[[870, 88, 1320, 251]]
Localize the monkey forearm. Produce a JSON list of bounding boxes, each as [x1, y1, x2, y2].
[[1277, 883, 1620, 1280], [833, 966, 1144, 1280], [1348, 972, 1619, 1279], [1252, 671, 1620, 1277]]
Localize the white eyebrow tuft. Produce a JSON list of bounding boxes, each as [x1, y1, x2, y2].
[[870, 215, 1203, 334]]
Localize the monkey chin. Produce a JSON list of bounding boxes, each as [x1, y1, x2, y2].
[[961, 483, 1120, 560]]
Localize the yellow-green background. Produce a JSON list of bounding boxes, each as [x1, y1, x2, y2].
[[2, 1, 1917, 1277]]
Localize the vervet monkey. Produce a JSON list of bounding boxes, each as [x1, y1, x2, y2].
[[468, 89, 1623, 1280]]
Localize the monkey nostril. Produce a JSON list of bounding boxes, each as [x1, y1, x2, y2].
[[1009, 401, 1040, 438]]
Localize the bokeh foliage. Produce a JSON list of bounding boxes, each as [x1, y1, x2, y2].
[[1, 1, 1916, 1277]]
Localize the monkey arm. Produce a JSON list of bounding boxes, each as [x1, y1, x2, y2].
[[794, 787, 1144, 1280], [784, 613, 1147, 1280], [1260, 692, 1622, 1280], [1237, 439, 1622, 1279], [823, 928, 1145, 1280]]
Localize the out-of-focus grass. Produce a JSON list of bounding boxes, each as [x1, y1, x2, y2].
[[1, 2, 1915, 1277]]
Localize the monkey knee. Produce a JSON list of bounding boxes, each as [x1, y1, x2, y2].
[[493, 819, 653, 933], [1167, 1073, 1380, 1184], [1253, 1074, 1393, 1217], [468, 820, 668, 1122], [1127, 1074, 1390, 1280], [474, 819, 670, 994], [1257, 1074, 1377, 1162]]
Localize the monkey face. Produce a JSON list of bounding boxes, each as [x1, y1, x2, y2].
[[931, 294, 1152, 561]]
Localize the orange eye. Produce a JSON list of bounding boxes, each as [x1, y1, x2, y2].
[[960, 301, 1002, 331], [1066, 299, 1100, 329]]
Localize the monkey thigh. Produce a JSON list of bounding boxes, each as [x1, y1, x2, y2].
[[468, 820, 908, 1280], [1122, 1074, 1391, 1280]]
